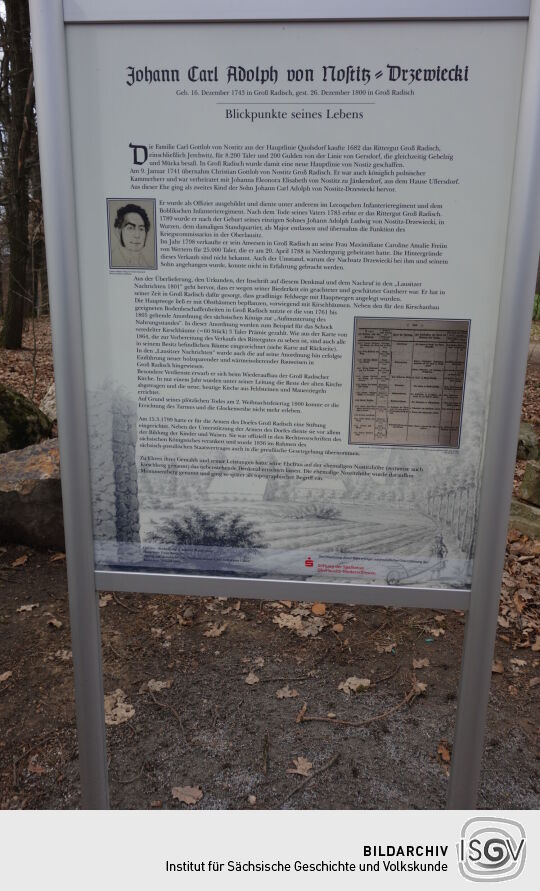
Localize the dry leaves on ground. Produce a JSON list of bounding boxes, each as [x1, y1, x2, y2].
[[338, 676, 371, 695], [492, 660, 505, 674], [273, 612, 326, 638], [147, 678, 173, 693], [276, 685, 299, 699], [413, 658, 430, 669], [54, 649, 72, 662], [11, 555, 28, 568], [287, 757, 313, 777], [245, 671, 259, 686], [99, 593, 113, 608], [500, 534, 540, 648], [47, 617, 62, 629], [204, 622, 228, 638], [16, 603, 39, 613], [437, 740, 451, 764], [0, 671, 13, 683], [171, 785, 203, 806], [104, 689, 135, 726], [376, 642, 396, 654], [437, 740, 452, 775]]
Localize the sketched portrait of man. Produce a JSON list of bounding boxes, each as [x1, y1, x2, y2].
[[107, 199, 157, 270]]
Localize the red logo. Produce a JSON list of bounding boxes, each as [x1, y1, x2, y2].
[[304, 556, 314, 568]]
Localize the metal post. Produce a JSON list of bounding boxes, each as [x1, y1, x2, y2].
[[29, 0, 109, 808], [447, 0, 540, 808]]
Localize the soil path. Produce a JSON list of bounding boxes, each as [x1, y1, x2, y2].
[[0, 540, 538, 810]]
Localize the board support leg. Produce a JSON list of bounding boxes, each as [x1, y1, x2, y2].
[[29, 0, 109, 808]]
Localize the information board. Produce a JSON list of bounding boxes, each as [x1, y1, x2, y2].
[[64, 20, 525, 593], [29, 1, 540, 809]]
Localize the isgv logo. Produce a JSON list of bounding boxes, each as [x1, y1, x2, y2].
[[457, 818, 526, 882]]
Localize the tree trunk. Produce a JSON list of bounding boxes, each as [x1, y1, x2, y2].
[[0, 0, 32, 350]]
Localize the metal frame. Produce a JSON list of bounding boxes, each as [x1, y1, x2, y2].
[[29, 0, 540, 810], [62, 1, 530, 23]]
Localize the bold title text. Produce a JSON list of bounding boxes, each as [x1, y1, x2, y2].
[[125, 63, 470, 87]]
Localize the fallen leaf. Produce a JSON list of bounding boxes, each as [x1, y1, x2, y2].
[[413, 658, 429, 669], [27, 757, 47, 775], [104, 689, 135, 725], [296, 702, 308, 723], [528, 677, 540, 688], [429, 627, 445, 637], [287, 756, 313, 777], [434, 615, 446, 623], [48, 552, 66, 563], [276, 685, 299, 699], [274, 613, 303, 632], [497, 616, 510, 628], [338, 676, 371, 695], [253, 657, 265, 668], [412, 680, 428, 695], [54, 649, 72, 662], [150, 800, 162, 808], [437, 740, 451, 763], [327, 712, 336, 718], [204, 622, 228, 638], [247, 794, 257, 805], [341, 611, 355, 623], [376, 642, 396, 654], [311, 602, 326, 617], [171, 785, 203, 806], [492, 660, 504, 674], [279, 600, 292, 609], [273, 612, 325, 638], [0, 671, 13, 683], [99, 593, 113, 608], [147, 678, 173, 693], [332, 623, 344, 633], [11, 555, 28, 568], [515, 588, 532, 601], [510, 658, 527, 668], [245, 671, 259, 685], [47, 617, 63, 629], [16, 603, 39, 613], [508, 685, 519, 697]]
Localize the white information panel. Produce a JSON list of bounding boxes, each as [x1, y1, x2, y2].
[[66, 21, 526, 591]]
